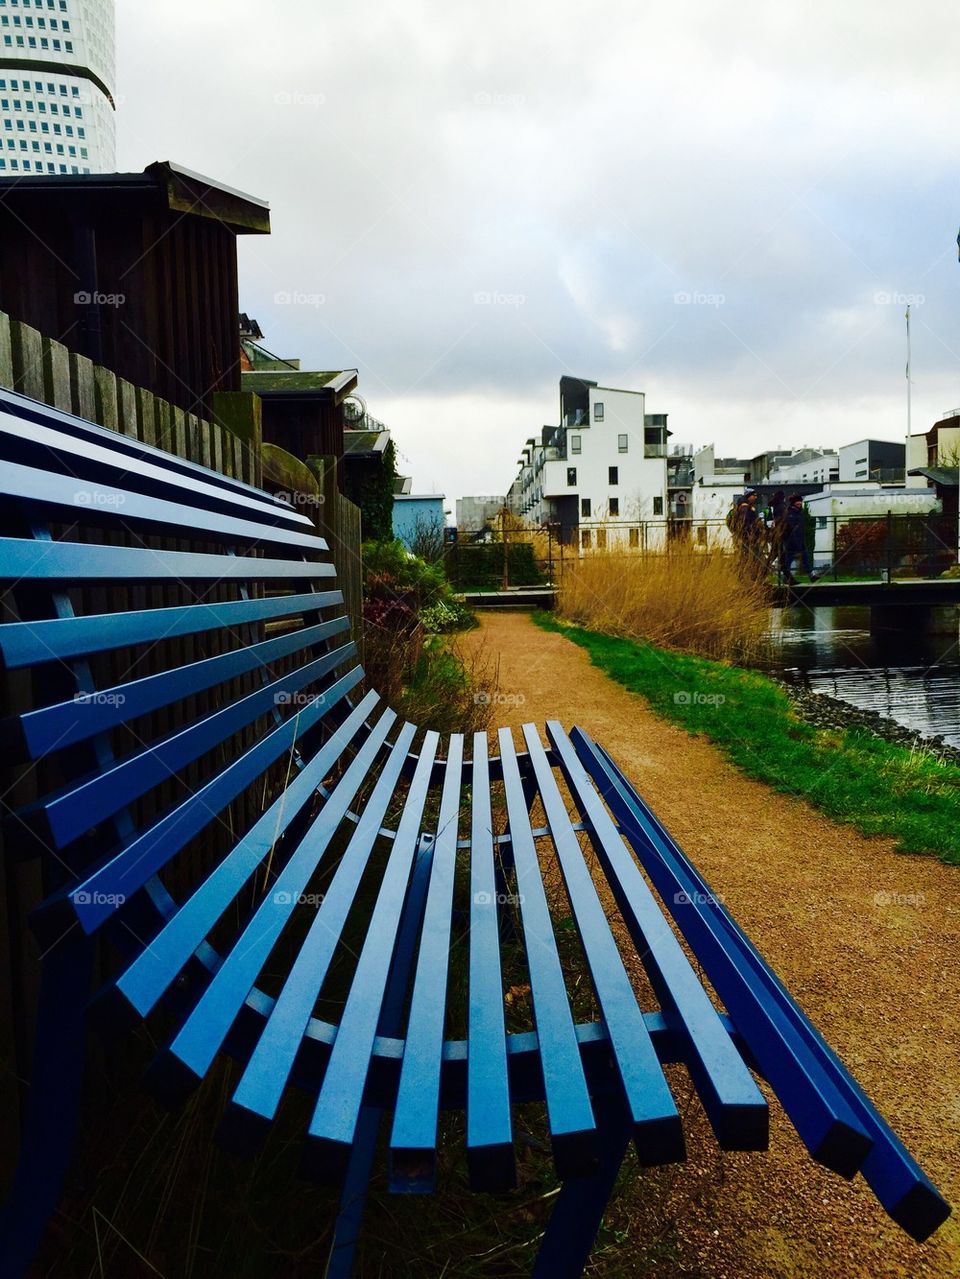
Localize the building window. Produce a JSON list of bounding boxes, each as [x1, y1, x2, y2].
[[581, 498, 591, 517], [567, 467, 577, 486], [608, 466, 618, 485], [570, 434, 581, 454], [653, 496, 664, 516], [628, 527, 639, 548], [697, 524, 707, 545], [609, 497, 619, 517], [594, 402, 604, 422], [581, 529, 592, 549], [816, 516, 827, 529], [597, 528, 607, 549], [618, 434, 628, 453]]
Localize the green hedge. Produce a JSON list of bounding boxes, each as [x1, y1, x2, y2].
[[446, 542, 543, 589]]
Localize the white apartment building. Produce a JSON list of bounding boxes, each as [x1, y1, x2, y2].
[[506, 376, 668, 548], [0, 0, 115, 175]]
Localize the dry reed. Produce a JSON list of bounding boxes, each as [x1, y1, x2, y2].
[[557, 539, 774, 663]]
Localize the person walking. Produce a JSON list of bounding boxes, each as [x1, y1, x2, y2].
[[781, 493, 819, 585]]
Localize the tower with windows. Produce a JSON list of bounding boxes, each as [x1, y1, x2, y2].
[[0, 0, 115, 175]]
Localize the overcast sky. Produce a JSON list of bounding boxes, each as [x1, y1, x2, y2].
[[117, 0, 960, 501]]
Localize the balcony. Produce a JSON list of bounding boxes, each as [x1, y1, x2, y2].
[[644, 444, 667, 459]]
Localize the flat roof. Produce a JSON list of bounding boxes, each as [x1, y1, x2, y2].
[[0, 159, 271, 233]]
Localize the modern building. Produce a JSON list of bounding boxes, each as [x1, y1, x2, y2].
[[767, 448, 839, 487], [0, 0, 116, 175], [393, 493, 447, 551], [506, 376, 669, 548], [805, 484, 942, 569], [456, 495, 505, 534], [838, 439, 905, 484], [908, 410, 960, 473]]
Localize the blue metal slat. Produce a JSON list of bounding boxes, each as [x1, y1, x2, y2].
[[0, 592, 346, 669], [0, 409, 308, 526], [521, 724, 684, 1165], [0, 538, 334, 583], [155, 706, 399, 1093], [14, 618, 352, 757], [545, 721, 768, 1152], [570, 728, 874, 1178], [112, 690, 381, 1023], [497, 727, 597, 1179], [466, 732, 514, 1191], [18, 646, 358, 850], [305, 733, 441, 1178], [581, 734, 951, 1243], [0, 457, 329, 552], [389, 734, 465, 1191], [224, 722, 421, 1147], [47, 669, 365, 940]]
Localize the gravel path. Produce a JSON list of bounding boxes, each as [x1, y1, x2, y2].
[[458, 613, 960, 1279]]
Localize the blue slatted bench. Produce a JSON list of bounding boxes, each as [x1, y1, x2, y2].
[[0, 386, 950, 1277]]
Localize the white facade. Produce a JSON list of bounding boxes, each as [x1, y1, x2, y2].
[[805, 484, 940, 567], [457, 495, 505, 532], [506, 382, 668, 549], [767, 450, 839, 486], [0, 0, 115, 175]]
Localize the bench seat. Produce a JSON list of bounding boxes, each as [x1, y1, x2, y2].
[[0, 386, 950, 1277]]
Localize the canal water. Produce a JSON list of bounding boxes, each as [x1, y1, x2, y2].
[[770, 606, 960, 749]]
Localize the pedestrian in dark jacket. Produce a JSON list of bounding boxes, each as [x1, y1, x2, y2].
[[780, 494, 818, 584]]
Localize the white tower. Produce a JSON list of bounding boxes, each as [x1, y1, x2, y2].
[[0, 0, 116, 176]]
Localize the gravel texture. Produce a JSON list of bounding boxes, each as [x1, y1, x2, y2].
[[459, 613, 960, 1279]]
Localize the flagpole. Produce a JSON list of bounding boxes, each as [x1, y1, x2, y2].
[[905, 304, 911, 473]]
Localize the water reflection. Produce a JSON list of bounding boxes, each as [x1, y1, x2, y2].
[[769, 606, 960, 748]]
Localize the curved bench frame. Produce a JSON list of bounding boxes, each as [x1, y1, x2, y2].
[[0, 386, 949, 1278]]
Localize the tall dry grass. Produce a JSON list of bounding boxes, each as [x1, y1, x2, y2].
[[557, 540, 774, 663]]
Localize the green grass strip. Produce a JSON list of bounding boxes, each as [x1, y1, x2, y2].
[[533, 611, 960, 863]]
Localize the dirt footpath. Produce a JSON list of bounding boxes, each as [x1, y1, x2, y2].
[[458, 613, 960, 1279]]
